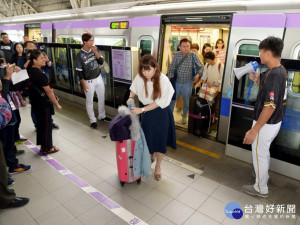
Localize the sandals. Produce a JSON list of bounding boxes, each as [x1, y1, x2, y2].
[[40, 146, 59, 154]]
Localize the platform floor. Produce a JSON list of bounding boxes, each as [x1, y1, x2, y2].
[[0, 98, 299, 225]]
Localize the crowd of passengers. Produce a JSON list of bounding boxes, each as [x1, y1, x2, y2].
[[0, 32, 227, 208]]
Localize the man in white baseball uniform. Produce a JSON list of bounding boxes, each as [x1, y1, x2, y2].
[[242, 36, 287, 198], [75, 33, 111, 129]]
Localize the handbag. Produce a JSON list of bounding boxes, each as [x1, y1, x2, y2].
[[168, 53, 190, 100]]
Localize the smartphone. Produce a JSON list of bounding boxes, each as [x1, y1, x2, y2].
[[0, 58, 4, 64]]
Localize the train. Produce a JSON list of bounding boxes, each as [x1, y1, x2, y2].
[[0, 0, 299, 180]]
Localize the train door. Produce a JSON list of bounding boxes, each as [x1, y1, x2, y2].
[[25, 24, 41, 42], [226, 14, 299, 180], [159, 14, 232, 140]]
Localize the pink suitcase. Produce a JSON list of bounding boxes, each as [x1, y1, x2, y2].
[[116, 139, 141, 186]]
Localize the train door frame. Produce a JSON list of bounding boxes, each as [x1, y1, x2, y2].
[[158, 13, 232, 141], [24, 23, 41, 42]]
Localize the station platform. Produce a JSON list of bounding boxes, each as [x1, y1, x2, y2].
[[0, 98, 299, 225]]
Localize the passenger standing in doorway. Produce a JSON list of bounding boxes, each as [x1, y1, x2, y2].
[[191, 43, 201, 60], [242, 37, 287, 198], [127, 55, 176, 181], [168, 38, 204, 124], [197, 51, 224, 120], [200, 43, 212, 65], [213, 39, 226, 64], [75, 33, 111, 129]]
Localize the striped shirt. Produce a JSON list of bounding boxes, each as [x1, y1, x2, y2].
[[213, 49, 226, 64], [167, 51, 204, 83]]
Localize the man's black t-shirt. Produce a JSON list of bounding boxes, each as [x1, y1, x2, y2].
[[0, 41, 14, 64], [28, 68, 49, 107], [75, 48, 103, 81], [253, 65, 287, 124]]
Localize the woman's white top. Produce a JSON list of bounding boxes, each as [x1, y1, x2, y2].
[[130, 73, 174, 109]]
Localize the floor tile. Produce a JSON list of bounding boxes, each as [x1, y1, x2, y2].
[[93, 164, 117, 180], [183, 211, 220, 225], [105, 216, 128, 225], [140, 189, 173, 212], [160, 199, 195, 225], [170, 168, 201, 186], [63, 192, 98, 217], [109, 191, 138, 209], [198, 197, 226, 223], [128, 202, 156, 222], [0, 207, 37, 225], [147, 213, 176, 225], [190, 176, 220, 196], [95, 180, 120, 197], [79, 172, 103, 187], [211, 184, 244, 204], [39, 173, 71, 192], [17, 183, 49, 203], [25, 194, 61, 219], [52, 183, 83, 204], [119, 181, 154, 202], [35, 205, 75, 225], [176, 187, 209, 210], [77, 204, 116, 225], [155, 176, 187, 198]]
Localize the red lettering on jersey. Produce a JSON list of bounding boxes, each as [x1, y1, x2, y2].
[[269, 91, 274, 101]]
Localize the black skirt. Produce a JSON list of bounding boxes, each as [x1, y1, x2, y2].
[[141, 106, 176, 154]]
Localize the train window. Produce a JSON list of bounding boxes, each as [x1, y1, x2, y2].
[[94, 36, 126, 46], [290, 47, 300, 94], [57, 35, 81, 44], [238, 44, 259, 56], [138, 36, 154, 56]]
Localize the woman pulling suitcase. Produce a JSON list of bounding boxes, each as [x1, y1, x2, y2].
[[127, 55, 176, 181]]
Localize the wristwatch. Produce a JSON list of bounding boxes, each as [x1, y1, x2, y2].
[[141, 108, 145, 113]]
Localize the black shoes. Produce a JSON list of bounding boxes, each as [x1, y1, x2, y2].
[[91, 122, 97, 129], [101, 117, 111, 122], [15, 150, 25, 156], [52, 123, 60, 129], [7, 197, 30, 208]]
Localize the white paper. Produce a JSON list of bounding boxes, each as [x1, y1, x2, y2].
[[11, 69, 29, 85]]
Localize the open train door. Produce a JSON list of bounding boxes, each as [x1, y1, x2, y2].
[[158, 14, 232, 135], [224, 14, 299, 180]]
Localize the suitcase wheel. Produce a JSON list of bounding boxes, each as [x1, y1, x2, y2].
[[120, 181, 125, 186], [137, 178, 141, 184]]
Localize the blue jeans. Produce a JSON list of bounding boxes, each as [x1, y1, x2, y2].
[[169, 81, 193, 117]]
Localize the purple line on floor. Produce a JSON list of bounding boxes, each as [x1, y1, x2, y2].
[[46, 159, 66, 171], [89, 192, 121, 209], [65, 174, 90, 187], [31, 147, 41, 154]]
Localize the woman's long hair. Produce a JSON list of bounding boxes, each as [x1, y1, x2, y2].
[[27, 49, 42, 71], [201, 43, 211, 57], [138, 55, 161, 100], [215, 39, 225, 49]]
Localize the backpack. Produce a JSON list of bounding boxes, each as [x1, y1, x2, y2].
[[0, 93, 12, 130]]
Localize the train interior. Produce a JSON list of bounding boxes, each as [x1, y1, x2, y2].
[[161, 22, 230, 139]]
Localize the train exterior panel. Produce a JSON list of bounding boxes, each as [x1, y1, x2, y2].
[[0, 0, 299, 180]]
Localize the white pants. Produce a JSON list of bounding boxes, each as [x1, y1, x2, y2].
[[85, 75, 106, 123], [252, 120, 281, 194]]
